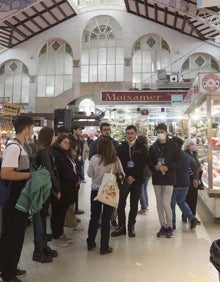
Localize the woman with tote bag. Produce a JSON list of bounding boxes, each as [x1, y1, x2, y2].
[[87, 137, 124, 255]]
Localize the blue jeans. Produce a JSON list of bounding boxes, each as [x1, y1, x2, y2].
[[171, 188, 195, 226], [140, 177, 150, 209], [33, 212, 45, 254]]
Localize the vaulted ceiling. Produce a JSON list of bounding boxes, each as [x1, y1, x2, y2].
[[0, 0, 220, 49]]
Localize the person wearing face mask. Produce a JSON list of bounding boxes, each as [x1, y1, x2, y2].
[[182, 138, 201, 224], [148, 123, 181, 239], [111, 125, 147, 238]]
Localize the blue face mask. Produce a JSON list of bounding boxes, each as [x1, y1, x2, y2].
[[157, 133, 166, 141]]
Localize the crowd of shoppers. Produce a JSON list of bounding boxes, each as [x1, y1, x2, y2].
[[0, 118, 204, 281]]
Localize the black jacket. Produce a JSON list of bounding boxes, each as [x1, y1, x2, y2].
[[148, 138, 181, 185], [117, 140, 147, 184], [53, 145, 80, 202]]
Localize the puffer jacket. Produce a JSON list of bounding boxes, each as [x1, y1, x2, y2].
[[15, 168, 52, 213]]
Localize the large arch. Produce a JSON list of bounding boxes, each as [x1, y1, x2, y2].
[[37, 38, 73, 97], [81, 15, 124, 82]]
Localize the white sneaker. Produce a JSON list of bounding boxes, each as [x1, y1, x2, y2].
[[138, 209, 148, 215], [51, 239, 69, 247], [73, 224, 84, 230], [59, 234, 74, 243]]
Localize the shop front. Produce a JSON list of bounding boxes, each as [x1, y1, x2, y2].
[[184, 73, 220, 222]]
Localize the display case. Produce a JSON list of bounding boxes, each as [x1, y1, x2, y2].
[[185, 73, 220, 222]]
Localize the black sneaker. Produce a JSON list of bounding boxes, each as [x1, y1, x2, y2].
[[111, 221, 119, 228], [44, 246, 58, 257], [190, 218, 197, 229], [166, 227, 174, 238], [182, 216, 187, 223], [100, 247, 113, 255], [156, 226, 167, 238], [16, 268, 27, 278], [111, 226, 126, 237], [32, 252, 53, 263], [87, 242, 96, 251]]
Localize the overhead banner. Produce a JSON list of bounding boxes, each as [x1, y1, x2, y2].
[[197, 0, 220, 8], [100, 91, 187, 103], [198, 73, 220, 94], [2, 102, 22, 116]]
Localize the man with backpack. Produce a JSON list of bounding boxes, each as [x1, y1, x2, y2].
[[0, 115, 34, 282]]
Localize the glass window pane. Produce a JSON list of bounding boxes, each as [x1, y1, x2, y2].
[[21, 76, 29, 103], [98, 48, 106, 64], [133, 73, 141, 84], [133, 53, 141, 72], [81, 66, 89, 82], [90, 65, 97, 82], [98, 65, 106, 81], [13, 75, 21, 103], [37, 76, 46, 97], [142, 55, 151, 72], [55, 75, 63, 96], [116, 65, 123, 81], [107, 65, 114, 81], [90, 49, 97, 64], [56, 54, 64, 74], [116, 48, 123, 64], [81, 50, 89, 65], [64, 75, 72, 91], [107, 48, 115, 64]]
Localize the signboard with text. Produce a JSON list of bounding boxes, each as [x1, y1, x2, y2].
[[100, 91, 187, 103], [2, 102, 22, 116]]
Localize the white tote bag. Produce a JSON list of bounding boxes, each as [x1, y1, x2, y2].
[[94, 164, 119, 208]]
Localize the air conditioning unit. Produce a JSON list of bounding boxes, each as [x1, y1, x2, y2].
[[169, 74, 178, 83]]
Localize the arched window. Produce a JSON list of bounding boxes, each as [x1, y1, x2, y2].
[[132, 34, 171, 89], [81, 16, 124, 82], [181, 53, 220, 80], [79, 98, 95, 116], [37, 39, 73, 97], [0, 60, 29, 103]]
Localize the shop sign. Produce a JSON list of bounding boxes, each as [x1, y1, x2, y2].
[[2, 103, 22, 116], [199, 73, 220, 94], [100, 91, 186, 103]]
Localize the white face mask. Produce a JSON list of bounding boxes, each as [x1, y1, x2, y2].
[[157, 133, 166, 141]]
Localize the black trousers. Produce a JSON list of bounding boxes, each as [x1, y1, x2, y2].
[[87, 190, 113, 250], [185, 186, 198, 215], [117, 182, 142, 228], [1, 202, 28, 281], [50, 190, 74, 239]]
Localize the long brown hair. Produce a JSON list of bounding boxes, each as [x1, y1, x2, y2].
[[97, 137, 117, 166], [36, 126, 54, 153]]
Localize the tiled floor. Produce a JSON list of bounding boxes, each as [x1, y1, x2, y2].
[[18, 174, 220, 282]]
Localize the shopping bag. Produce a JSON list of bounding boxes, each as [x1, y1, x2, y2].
[[94, 167, 119, 208]]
